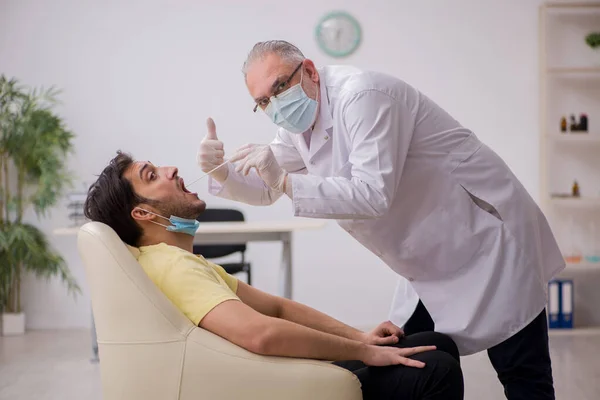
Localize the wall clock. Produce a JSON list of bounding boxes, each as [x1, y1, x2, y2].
[[315, 11, 362, 58]]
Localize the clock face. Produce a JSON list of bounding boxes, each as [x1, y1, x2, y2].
[[315, 11, 361, 58]]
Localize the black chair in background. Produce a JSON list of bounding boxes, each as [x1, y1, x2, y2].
[[193, 208, 252, 285]]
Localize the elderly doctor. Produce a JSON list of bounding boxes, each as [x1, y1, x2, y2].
[[198, 40, 564, 399]]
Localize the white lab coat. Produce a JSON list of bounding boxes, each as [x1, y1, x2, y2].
[[209, 65, 565, 355]]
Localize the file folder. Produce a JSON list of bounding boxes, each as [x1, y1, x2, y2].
[[560, 280, 574, 329], [548, 280, 560, 329]]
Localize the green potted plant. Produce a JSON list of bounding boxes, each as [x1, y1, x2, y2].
[[586, 32, 600, 49], [0, 75, 80, 336]]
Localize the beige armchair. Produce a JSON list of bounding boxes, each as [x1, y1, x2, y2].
[[78, 221, 362, 400]]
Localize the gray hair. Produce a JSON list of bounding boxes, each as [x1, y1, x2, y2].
[[242, 40, 305, 77]]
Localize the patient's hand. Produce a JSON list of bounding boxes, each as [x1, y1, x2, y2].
[[362, 320, 404, 346], [361, 344, 435, 368]]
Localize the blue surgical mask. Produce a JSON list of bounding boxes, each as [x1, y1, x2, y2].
[[264, 69, 318, 134], [137, 208, 199, 237]]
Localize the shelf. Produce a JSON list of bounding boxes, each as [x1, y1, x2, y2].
[[543, 2, 600, 14], [549, 327, 600, 336], [550, 197, 600, 208], [548, 134, 600, 143], [562, 262, 600, 271], [546, 67, 600, 75], [543, 2, 600, 8]]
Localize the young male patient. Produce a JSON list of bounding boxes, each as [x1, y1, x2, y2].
[[84, 151, 464, 400]]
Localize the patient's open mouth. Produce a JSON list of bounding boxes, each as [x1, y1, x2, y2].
[[179, 177, 191, 193]]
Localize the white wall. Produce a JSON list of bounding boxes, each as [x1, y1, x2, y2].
[[0, 0, 546, 330]]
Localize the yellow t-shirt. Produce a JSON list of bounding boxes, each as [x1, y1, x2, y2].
[[134, 243, 240, 325]]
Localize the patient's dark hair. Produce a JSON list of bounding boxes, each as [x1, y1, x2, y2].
[[84, 151, 156, 247]]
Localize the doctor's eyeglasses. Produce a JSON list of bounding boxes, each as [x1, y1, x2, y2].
[[253, 62, 303, 113]]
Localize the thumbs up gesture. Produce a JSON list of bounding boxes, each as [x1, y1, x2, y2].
[[197, 117, 228, 182]]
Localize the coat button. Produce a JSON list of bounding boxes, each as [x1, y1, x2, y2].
[[324, 136, 329, 140], [408, 277, 414, 282]]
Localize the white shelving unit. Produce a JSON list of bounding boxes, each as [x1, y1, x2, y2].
[[539, 2, 600, 330], [550, 197, 600, 207], [548, 134, 600, 144], [549, 326, 600, 336], [547, 66, 600, 74], [563, 262, 600, 271]]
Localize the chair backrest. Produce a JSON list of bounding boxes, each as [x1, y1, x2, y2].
[[77, 221, 195, 343], [78, 222, 199, 399], [193, 208, 247, 259]]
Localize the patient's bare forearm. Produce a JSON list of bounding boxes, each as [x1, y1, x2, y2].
[[278, 298, 365, 342], [253, 316, 368, 361], [200, 298, 368, 362]]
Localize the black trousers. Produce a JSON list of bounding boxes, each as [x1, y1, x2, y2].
[[403, 301, 555, 400], [334, 331, 464, 400]]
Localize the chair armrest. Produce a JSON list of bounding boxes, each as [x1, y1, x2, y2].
[[179, 328, 363, 400]]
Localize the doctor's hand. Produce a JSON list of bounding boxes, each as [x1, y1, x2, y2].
[[197, 117, 228, 182], [360, 344, 436, 368], [362, 320, 405, 346], [229, 144, 287, 193]]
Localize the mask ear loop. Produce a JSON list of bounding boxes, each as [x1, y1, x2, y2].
[[134, 207, 171, 229]]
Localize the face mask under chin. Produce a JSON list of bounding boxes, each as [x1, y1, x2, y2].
[[136, 207, 200, 237]]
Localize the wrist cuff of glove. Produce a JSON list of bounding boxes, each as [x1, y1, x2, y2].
[[282, 172, 293, 198], [273, 171, 286, 194]]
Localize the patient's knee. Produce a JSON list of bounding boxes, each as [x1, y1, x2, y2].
[[414, 350, 464, 399], [409, 331, 460, 362]]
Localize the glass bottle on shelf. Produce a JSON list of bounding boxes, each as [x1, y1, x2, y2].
[[572, 180, 580, 197], [560, 117, 567, 133], [579, 113, 588, 133], [585, 221, 600, 264], [569, 114, 578, 131]]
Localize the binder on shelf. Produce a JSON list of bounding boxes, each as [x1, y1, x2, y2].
[[548, 280, 561, 329], [560, 279, 574, 329]]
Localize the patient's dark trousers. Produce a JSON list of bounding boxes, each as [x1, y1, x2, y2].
[[334, 331, 464, 400], [403, 300, 555, 400]]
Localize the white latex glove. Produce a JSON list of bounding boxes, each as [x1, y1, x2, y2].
[[229, 144, 287, 192], [196, 118, 228, 182]]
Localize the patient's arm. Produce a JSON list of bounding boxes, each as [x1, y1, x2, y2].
[[199, 297, 431, 367], [198, 282, 428, 367], [236, 282, 366, 343], [200, 298, 365, 361]]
